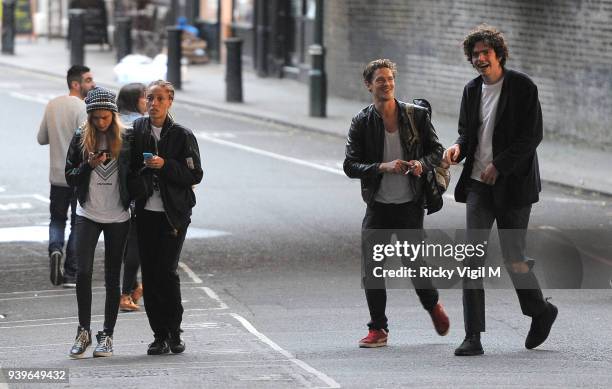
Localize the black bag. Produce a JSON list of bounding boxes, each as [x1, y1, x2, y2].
[[127, 168, 154, 201], [405, 99, 450, 215]]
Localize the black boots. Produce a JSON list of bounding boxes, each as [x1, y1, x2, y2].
[[454, 333, 484, 356], [525, 300, 558, 349], [147, 337, 169, 355], [169, 331, 186, 354]]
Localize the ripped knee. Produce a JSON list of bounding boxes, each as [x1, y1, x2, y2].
[[508, 261, 530, 273]]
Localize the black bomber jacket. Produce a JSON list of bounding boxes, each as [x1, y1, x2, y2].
[[130, 116, 203, 232]]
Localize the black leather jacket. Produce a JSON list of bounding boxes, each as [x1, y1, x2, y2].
[[343, 100, 444, 205], [130, 116, 203, 232], [65, 128, 132, 210]]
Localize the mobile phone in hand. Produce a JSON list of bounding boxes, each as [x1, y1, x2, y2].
[[143, 152, 154, 160]]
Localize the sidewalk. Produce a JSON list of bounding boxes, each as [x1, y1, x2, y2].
[[2, 37, 610, 196]]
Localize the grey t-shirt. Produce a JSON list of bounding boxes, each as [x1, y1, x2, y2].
[[76, 157, 130, 224], [375, 130, 415, 204], [37, 95, 87, 186]]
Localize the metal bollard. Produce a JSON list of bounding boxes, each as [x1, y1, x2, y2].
[[115, 17, 132, 63], [1, 0, 17, 55], [308, 44, 327, 117], [224, 37, 243, 103], [166, 27, 182, 90], [69, 9, 86, 66]]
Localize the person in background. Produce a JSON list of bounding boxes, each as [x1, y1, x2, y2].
[[116, 83, 147, 312], [38, 65, 95, 288], [65, 87, 132, 358]]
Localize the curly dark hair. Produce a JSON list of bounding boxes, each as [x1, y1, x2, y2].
[[362, 59, 397, 84], [463, 24, 509, 67]]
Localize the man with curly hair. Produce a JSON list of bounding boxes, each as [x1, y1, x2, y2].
[[344, 59, 450, 348], [445, 25, 557, 356]]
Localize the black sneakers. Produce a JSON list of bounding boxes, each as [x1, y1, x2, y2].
[[93, 331, 113, 357], [525, 300, 558, 350], [69, 326, 92, 359], [147, 338, 170, 355], [50, 251, 63, 286], [454, 333, 484, 356], [169, 332, 186, 354]]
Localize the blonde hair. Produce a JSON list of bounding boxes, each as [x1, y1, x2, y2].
[[80, 111, 124, 159]]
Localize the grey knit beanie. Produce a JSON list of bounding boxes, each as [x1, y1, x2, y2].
[[85, 87, 118, 113]]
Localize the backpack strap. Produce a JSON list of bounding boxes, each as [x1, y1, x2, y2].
[[404, 103, 420, 144]]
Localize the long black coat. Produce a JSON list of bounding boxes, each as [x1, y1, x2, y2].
[[454, 69, 543, 208]]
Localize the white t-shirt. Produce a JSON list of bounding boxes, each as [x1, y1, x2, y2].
[[145, 125, 165, 212], [77, 158, 130, 223], [471, 77, 504, 182], [375, 130, 414, 204], [37, 95, 87, 186]]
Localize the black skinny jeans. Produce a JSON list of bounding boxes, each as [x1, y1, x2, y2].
[[121, 216, 141, 295], [137, 210, 187, 339], [362, 201, 439, 331], [463, 179, 547, 333], [75, 216, 130, 334]]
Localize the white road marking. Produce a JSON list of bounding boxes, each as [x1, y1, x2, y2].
[[0, 226, 229, 243], [0, 286, 105, 296], [196, 132, 345, 176], [0, 315, 149, 330], [178, 261, 203, 284], [205, 132, 237, 138], [9, 92, 49, 104], [541, 195, 607, 206], [0, 202, 32, 211], [230, 312, 341, 388], [0, 292, 104, 302], [30, 194, 51, 204], [200, 286, 228, 310]]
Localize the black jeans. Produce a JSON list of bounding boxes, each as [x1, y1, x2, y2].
[[137, 210, 187, 339], [463, 179, 547, 333], [122, 214, 141, 295], [49, 185, 78, 278], [75, 216, 130, 334], [362, 201, 439, 331]]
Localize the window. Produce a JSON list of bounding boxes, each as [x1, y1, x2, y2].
[[233, 0, 253, 26]]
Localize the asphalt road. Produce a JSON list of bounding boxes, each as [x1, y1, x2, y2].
[[0, 66, 611, 388]]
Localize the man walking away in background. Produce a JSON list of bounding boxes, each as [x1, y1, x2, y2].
[[37, 65, 95, 287]]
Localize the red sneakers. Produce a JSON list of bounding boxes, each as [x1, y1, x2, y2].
[[358, 328, 388, 348], [429, 303, 450, 336]]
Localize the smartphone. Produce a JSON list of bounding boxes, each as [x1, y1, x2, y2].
[[143, 152, 154, 160]]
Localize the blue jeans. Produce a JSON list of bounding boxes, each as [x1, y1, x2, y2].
[[49, 185, 78, 278]]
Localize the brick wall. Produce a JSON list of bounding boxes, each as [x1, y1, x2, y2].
[[324, 0, 612, 148]]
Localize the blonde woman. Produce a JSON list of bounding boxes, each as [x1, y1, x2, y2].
[[65, 87, 132, 358]]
